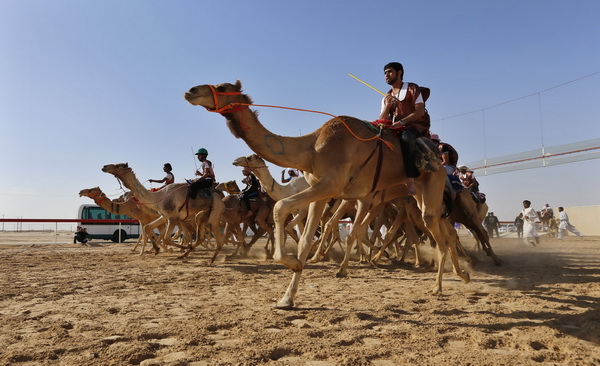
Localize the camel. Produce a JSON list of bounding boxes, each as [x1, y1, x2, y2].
[[215, 180, 275, 257], [185, 80, 469, 309], [78, 187, 163, 254], [447, 189, 501, 265], [232, 154, 308, 242], [538, 209, 554, 232], [101, 163, 225, 261]]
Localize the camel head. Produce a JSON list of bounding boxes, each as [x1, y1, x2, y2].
[[215, 180, 241, 195], [79, 187, 106, 203], [79, 186, 103, 198], [232, 154, 267, 170], [101, 163, 131, 177], [184, 80, 245, 110]]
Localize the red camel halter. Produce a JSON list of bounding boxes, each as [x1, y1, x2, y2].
[[205, 84, 248, 114]]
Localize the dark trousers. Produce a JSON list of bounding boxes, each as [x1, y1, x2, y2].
[[399, 127, 424, 178]]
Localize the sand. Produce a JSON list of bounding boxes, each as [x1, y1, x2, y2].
[[0, 231, 599, 365]]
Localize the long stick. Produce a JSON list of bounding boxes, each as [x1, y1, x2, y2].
[[191, 147, 198, 173], [348, 73, 387, 96]]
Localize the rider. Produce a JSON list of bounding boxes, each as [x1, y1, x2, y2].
[[456, 165, 479, 192], [378, 62, 431, 195], [430, 134, 458, 176], [241, 168, 261, 218], [149, 163, 175, 192], [430, 133, 461, 199], [194, 148, 215, 185], [281, 168, 299, 183]]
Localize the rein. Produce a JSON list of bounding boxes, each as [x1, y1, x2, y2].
[[113, 176, 188, 206], [203, 84, 394, 149], [88, 192, 106, 204]]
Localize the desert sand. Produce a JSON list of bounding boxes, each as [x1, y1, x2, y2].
[[0, 231, 599, 365]]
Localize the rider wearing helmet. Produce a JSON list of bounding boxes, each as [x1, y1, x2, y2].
[[195, 148, 215, 183]]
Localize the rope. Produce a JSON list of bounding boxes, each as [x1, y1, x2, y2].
[[112, 177, 190, 207], [238, 103, 395, 150], [203, 85, 395, 150]]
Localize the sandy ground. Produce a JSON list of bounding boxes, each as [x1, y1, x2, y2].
[[0, 231, 599, 366]]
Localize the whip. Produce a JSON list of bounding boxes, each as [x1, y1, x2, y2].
[[348, 73, 387, 96]]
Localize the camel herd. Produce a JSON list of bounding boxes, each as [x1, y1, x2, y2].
[[80, 80, 501, 309]]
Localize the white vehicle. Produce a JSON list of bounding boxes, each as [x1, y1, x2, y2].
[[77, 204, 140, 242]]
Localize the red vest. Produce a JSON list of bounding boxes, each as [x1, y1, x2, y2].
[[385, 83, 431, 133]]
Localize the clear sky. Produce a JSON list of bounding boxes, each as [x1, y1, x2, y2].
[[1, 0, 599, 224]]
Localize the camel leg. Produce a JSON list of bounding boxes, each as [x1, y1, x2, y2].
[[131, 232, 143, 252], [337, 200, 375, 277], [285, 210, 306, 244], [144, 216, 169, 255], [372, 206, 406, 264], [207, 196, 227, 262], [272, 182, 337, 272], [414, 170, 461, 295], [309, 200, 353, 263], [355, 203, 387, 263], [442, 220, 471, 284], [275, 199, 328, 309]]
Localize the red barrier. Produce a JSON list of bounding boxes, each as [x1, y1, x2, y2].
[[0, 219, 138, 224]]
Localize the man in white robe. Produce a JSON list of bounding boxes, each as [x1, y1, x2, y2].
[[521, 200, 540, 246], [557, 207, 582, 239]]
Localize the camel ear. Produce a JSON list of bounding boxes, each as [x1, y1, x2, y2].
[[125, 163, 129, 168], [234, 79, 242, 91]]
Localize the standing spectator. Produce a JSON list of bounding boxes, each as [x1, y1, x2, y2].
[[557, 207, 582, 240], [484, 212, 500, 238], [514, 213, 524, 238], [521, 200, 540, 246], [489, 212, 500, 238]]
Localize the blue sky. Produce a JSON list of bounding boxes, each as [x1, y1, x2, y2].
[[1, 0, 599, 224]]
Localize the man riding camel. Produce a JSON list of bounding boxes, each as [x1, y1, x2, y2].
[[378, 62, 431, 195]]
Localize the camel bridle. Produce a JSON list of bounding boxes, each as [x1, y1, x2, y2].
[[205, 84, 249, 114], [88, 192, 106, 204]]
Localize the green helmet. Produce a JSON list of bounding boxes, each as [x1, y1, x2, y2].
[[196, 148, 208, 155]]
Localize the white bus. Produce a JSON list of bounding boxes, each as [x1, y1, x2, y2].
[[77, 204, 140, 242]]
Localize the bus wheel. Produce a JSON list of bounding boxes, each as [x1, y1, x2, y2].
[[112, 230, 128, 243]]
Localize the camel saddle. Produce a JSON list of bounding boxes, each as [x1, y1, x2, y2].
[[187, 178, 214, 199], [415, 137, 442, 173]]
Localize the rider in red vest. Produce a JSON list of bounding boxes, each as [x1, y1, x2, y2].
[[378, 62, 431, 195]]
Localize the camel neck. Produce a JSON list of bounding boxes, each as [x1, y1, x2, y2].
[[117, 172, 155, 205], [227, 108, 316, 172]]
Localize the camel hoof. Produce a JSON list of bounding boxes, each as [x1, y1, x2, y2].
[[493, 257, 503, 266], [273, 298, 294, 310], [431, 287, 443, 295], [307, 255, 320, 264], [461, 271, 471, 284], [335, 270, 348, 278]]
